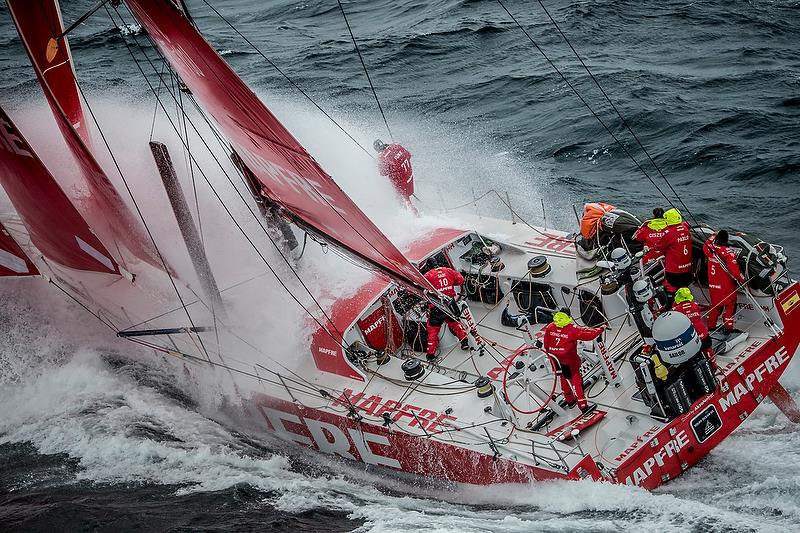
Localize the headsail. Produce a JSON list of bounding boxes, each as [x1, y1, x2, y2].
[[8, 0, 168, 273], [0, 222, 38, 277], [126, 0, 433, 294], [6, 0, 89, 146], [0, 105, 119, 274]]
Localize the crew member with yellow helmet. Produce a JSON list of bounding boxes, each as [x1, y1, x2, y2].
[[633, 208, 667, 264], [672, 287, 715, 365], [542, 308, 606, 413]]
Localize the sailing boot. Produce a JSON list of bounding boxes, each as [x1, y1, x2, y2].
[[460, 337, 470, 351]]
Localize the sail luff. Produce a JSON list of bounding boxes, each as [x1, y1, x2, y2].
[[125, 0, 434, 295]]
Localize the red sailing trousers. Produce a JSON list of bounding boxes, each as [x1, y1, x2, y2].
[[559, 366, 587, 411], [707, 291, 737, 331], [426, 320, 467, 356]]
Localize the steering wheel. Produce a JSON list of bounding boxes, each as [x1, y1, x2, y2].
[[502, 347, 559, 414]]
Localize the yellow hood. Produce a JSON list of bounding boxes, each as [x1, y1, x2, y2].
[[647, 218, 667, 231], [553, 311, 573, 327], [664, 208, 683, 226], [674, 287, 694, 304]]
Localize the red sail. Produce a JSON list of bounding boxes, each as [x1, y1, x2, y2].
[[8, 0, 167, 273], [0, 105, 119, 274], [0, 222, 38, 277], [6, 0, 89, 146], [127, 0, 433, 293]]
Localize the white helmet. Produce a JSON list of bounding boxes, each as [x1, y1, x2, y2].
[[611, 247, 632, 270], [632, 278, 653, 303]]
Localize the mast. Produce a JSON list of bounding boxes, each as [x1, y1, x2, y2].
[[150, 141, 226, 318]]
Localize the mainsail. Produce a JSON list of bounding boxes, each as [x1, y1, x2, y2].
[[0, 222, 38, 277], [126, 0, 434, 294], [0, 105, 119, 274], [8, 0, 167, 273]]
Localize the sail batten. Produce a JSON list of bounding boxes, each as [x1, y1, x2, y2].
[[126, 0, 433, 293]]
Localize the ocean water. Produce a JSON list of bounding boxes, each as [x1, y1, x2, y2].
[[1, 0, 799, 531]]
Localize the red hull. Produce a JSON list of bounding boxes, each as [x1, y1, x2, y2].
[[245, 283, 800, 490]]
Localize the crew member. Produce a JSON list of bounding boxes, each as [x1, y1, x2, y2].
[[374, 139, 415, 208], [703, 230, 746, 333], [542, 309, 605, 413], [649, 208, 692, 301], [423, 257, 469, 359], [673, 287, 715, 366], [634, 208, 666, 264]]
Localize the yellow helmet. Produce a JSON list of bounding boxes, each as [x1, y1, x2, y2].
[[553, 311, 573, 327], [647, 217, 667, 231], [674, 287, 694, 304], [663, 208, 683, 226]]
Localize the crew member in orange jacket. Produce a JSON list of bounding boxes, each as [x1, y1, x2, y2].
[[703, 230, 747, 333], [650, 208, 693, 300], [673, 287, 715, 365], [634, 208, 666, 264], [542, 309, 605, 413], [374, 139, 414, 207], [423, 257, 469, 359]]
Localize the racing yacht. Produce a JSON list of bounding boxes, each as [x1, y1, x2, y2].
[[0, 0, 798, 491]]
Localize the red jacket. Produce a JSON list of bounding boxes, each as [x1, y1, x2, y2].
[[634, 224, 666, 263], [424, 266, 463, 298], [379, 144, 414, 199], [703, 238, 745, 300], [653, 221, 692, 273], [673, 300, 709, 339], [542, 322, 604, 369]]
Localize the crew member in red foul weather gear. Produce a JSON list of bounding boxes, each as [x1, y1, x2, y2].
[[650, 208, 693, 300], [673, 287, 715, 365], [374, 139, 415, 208], [422, 257, 469, 359], [634, 208, 666, 265], [703, 230, 747, 333], [542, 309, 605, 413]]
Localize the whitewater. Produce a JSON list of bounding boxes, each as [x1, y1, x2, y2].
[[2, 0, 800, 531]]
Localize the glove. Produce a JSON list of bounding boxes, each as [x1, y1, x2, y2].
[[651, 355, 668, 381]]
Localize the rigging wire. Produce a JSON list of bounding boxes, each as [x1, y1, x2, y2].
[[199, 0, 374, 158], [121, 3, 436, 315], [74, 79, 214, 365], [533, 0, 695, 222], [495, 0, 673, 207], [496, 1, 776, 328], [336, 0, 393, 141], [108, 4, 349, 348], [39, 2, 215, 365]]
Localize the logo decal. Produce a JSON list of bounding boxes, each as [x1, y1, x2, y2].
[[690, 405, 722, 443]]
